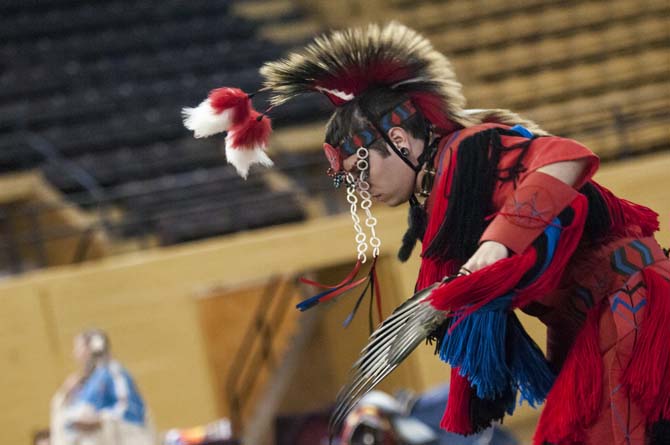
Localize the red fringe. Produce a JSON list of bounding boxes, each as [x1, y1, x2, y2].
[[426, 192, 587, 329], [300, 260, 362, 289], [228, 111, 272, 149], [534, 304, 604, 445], [621, 267, 670, 422], [321, 60, 406, 101], [208, 87, 251, 126], [592, 182, 659, 238], [428, 251, 537, 324], [441, 367, 474, 435], [415, 258, 459, 291]]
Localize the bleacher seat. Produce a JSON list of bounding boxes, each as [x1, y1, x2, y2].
[[154, 190, 305, 245], [0, 0, 321, 253], [392, 0, 670, 160], [1, 0, 667, 266]]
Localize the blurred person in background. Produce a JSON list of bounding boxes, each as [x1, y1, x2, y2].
[[50, 328, 155, 445]]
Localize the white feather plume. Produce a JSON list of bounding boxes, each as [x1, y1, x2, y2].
[[182, 98, 233, 138], [224, 135, 274, 179]]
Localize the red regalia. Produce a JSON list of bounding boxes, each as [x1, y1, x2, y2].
[[417, 122, 669, 445]]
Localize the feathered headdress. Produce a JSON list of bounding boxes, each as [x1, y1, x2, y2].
[[182, 22, 544, 177], [260, 21, 476, 132]]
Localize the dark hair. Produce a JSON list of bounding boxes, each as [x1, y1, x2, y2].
[[325, 87, 428, 156]]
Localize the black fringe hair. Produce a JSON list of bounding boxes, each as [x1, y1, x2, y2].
[[650, 419, 670, 445], [397, 196, 428, 262], [424, 128, 534, 262], [578, 181, 612, 244]]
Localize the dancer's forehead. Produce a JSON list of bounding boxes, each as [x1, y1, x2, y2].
[[324, 100, 418, 173]]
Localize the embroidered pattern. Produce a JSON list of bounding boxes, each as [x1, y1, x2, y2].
[[498, 186, 556, 229]]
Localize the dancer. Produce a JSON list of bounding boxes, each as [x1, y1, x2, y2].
[[183, 22, 669, 445]]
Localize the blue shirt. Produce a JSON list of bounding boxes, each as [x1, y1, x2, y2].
[[74, 360, 146, 425]]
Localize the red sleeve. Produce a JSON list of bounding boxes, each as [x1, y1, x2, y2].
[[479, 135, 599, 254], [480, 171, 579, 254], [516, 135, 600, 189]]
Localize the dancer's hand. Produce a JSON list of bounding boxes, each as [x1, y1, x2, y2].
[[460, 241, 508, 274]]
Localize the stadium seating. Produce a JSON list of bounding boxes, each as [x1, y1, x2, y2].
[[1, 0, 668, 272], [0, 0, 326, 261], [375, 0, 670, 160]]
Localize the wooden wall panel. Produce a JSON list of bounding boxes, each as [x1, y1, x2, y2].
[[197, 279, 303, 427], [0, 288, 61, 445]]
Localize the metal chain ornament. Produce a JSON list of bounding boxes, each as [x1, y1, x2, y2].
[[354, 147, 381, 259], [346, 173, 368, 263], [296, 146, 383, 329]]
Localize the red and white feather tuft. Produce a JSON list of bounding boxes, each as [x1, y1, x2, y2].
[[224, 111, 273, 178], [183, 88, 275, 178], [182, 87, 251, 138]]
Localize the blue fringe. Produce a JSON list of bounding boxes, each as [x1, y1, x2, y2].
[[439, 293, 513, 400], [436, 219, 563, 409], [438, 294, 555, 407], [295, 287, 339, 311], [508, 314, 555, 407]]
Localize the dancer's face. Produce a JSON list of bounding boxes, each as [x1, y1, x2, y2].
[[342, 127, 422, 207]]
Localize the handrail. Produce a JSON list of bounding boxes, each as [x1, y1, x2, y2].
[[23, 131, 112, 228]]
